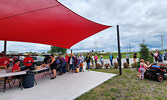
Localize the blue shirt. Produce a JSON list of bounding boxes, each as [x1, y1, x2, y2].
[[126, 54, 129, 59], [109, 55, 113, 60], [100, 58, 104, 62]]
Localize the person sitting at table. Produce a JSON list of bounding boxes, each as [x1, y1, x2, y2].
[[12, 60, 21, 72], [0, 51, 5, 57], [12, 56, 18, 64], [23, 54, 34, 70], [0, 55, 10, 69]]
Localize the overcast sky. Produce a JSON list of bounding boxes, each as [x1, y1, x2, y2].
[[0, 0, 167, 53]]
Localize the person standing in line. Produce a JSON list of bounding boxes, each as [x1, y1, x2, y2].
[[79, 58, 83, 72], [79, 54, 84, 72], [49, 54, 57, 79], [23, 54, 34, 70], [55, 56, 63, 75], [74, 55, 79, 72], [109, 53, 114, 66], [68, 53, 75, 74], [94, 55, 98, 65], [85, 53, 91, 71], [80, 54, 85, 64], [158, 52, 163, 62], [126, 52, 130, 64], [100, 55, 104, 66], [65, 53, 69, 72], [154, 50, 159, 62], [60, 56, 66, 74], [133, 51, 137, 63], [150, 51, 154, 57], [91, 54, 95, 67], [150, 51, 154, 61]]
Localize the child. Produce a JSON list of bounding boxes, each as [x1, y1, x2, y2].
[[79, 59, 84, 72], [146, 61, 152, 68]]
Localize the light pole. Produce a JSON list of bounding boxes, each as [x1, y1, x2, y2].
[[117, 25, 122, 75], [4, 40, 7, 54]]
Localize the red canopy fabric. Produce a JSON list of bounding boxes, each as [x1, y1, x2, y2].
[[0, 0, 111, 49]]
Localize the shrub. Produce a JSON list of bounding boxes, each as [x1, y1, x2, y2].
[[104, 63, 110, 69], [123, 62, 129, 68], [100, 64, 103, 69], [131, 63, 138, 68], [96, 63, 102, 69], [114, 62, 119, 69]]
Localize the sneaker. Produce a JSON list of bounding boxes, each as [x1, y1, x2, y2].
[[50, 76, 56, 79]]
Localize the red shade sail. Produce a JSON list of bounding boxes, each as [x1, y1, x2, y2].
[[0, 0, 111, 49]]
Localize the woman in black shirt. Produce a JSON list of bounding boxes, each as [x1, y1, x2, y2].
[[85, 53, 91, 71], [133, 52, 137, 63]]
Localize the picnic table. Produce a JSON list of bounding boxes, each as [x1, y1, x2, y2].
[[0, 71, 27, 92], [0, 66, 51, 92], [31, 67, 51, 84]]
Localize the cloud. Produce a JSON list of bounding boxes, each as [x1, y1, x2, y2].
[[1, 0, 167, 53], [59, 0, 167, 52], [0, 41, 50, 52]]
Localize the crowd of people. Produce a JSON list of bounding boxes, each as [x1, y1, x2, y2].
[[151, 50, 163, 63], [0, 52, 34, 72], [0, 50, 166, 80], [0, 51, 109, 80], [138, 50, 165, 80]]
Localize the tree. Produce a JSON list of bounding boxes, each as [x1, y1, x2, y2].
[[50, 46, 67, 55], [139, 43, 153, 63], [41, 52, 46, 54], [47, 50, 52, 54]]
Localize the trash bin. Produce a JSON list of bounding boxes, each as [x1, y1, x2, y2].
[[23, 72, 34, 88]]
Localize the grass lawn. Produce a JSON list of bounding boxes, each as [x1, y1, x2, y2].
[[76, 68, 167, 100]]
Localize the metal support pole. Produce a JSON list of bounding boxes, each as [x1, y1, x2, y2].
[[117, 25, 122, 75], [4, 41, 7, 54], [71, 49, 73, 54]]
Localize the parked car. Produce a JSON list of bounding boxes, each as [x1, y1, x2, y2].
[[32, 56, 44, 66]]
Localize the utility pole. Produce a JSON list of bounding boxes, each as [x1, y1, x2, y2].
[[129, 43, 131, 58], [161, 34, 164, 53], [117, 25, 122, 75], [142, 39, 145, 44]]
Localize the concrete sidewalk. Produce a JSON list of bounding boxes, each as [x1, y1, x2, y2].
[[0, 71, 116, 100]]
